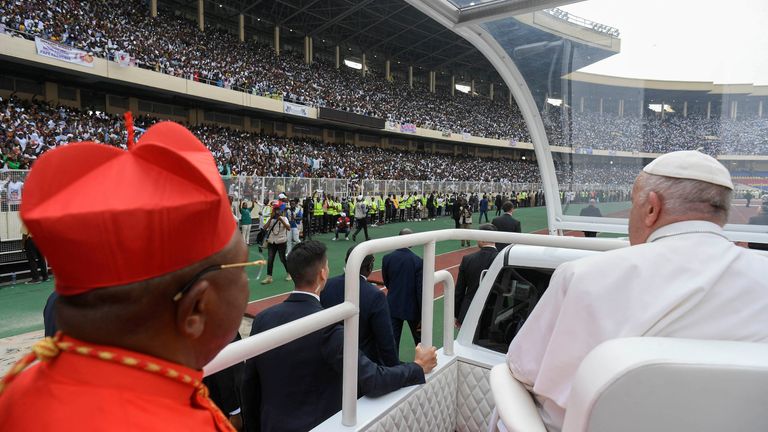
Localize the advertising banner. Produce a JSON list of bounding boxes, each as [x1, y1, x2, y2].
[[35, 37, 94, 68], [283, 101, 310, 118]]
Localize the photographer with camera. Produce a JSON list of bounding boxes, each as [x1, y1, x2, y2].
[[261, 204, 291, 285]]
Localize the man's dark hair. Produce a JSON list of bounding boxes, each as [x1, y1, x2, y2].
[[479, 223, 497, 232], [502, 201, 515, 212], [287, 240, 327, 287], [345, 245, 374, 276]]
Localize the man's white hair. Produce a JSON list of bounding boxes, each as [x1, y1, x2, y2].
[[636, 172, 732, 223]]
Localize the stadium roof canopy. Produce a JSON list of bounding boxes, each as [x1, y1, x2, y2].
[[164, 0, 516, 87], [164, 0, 621, 98]]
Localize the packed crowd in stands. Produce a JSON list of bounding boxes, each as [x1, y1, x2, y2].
[[2, 0, 768, 155], [193, 124, 542, 183], [1, 96, 645, 187], [550, 110, 768, 155], [0, 0, 528, 140]]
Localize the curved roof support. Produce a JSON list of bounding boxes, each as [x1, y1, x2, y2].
[[408, 0, 563, 235]]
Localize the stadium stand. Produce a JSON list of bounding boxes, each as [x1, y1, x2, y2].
[[0, 96, 649, 186], [547, 110, 768, 155], [3, 0, 767, 156], [0, 0, 528, 140]]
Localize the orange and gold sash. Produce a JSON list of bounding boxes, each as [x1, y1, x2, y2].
[[0, 332, 235, 432]]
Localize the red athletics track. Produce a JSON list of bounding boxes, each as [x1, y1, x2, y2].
[[244, 247, 476, 318]]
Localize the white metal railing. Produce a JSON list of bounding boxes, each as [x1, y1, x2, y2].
[[203, 229, 628, 426], [223, 175, 543, 200]]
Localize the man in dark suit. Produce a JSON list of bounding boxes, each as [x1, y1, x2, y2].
[[455, 224, 499, 327], [382, 228, 423, 355], [495, 194, 503, 216], [579, 198, 603, 238], [43, 290, 58, 337], [321, 245, 400, 367], [242, 241, 437, 432], [203, 332, 245, 431], [492, 201, 522, 251]]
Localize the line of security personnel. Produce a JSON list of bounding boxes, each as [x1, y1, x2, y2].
[[300, 191, 459, 238]]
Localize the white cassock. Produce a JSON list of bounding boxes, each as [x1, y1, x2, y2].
[[506, 220, 768, 431]]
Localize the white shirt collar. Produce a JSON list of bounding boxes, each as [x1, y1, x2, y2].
[[291, 290, 320, 301], [647, 220, 727, 243]]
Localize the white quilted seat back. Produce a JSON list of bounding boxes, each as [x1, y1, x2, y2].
[[563, 337, 768, 432]]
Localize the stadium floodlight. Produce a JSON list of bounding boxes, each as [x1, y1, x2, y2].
[[547, 98, 563, 107], [455, 84, 471, 93], [344, 59, 363, 70], [648, 103, 675, 113]]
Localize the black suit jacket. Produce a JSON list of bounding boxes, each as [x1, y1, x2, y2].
[[43, 291, 58, 337], [455, 247, 499, 324], [579, 206, 602, 217], [492, 213, 521, 251], [382, 248, 423, 321], [203, 332, 243, 416], [242, 293, 424, 432], [321, 274, 400, 366]]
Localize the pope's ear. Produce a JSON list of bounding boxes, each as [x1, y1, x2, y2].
[[175, 279, 211, 339], [645, 191, 662, 227]]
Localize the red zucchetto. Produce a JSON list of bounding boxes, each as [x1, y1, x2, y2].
[[20, 120, 235, 296]]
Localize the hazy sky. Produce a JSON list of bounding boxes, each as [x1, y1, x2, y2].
[[559, 0, 768, 85]]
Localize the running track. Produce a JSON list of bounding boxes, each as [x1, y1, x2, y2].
[[245, 247, 475, 317]]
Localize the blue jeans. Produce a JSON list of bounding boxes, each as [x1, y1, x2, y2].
[[335, 227, 349, 239], [478, 210, 489, 223]]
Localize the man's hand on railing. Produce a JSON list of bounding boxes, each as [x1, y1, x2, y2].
[[413, 343, 438, 375]]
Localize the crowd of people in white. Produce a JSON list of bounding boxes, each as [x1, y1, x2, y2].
[[1, 96, 645, 188], [546, 110, 768, 155]]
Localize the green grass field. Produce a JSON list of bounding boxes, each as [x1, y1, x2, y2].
[[0, 202, 631, 354]]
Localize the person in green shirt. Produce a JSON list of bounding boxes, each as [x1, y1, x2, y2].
[[240, 199, 254, 245]]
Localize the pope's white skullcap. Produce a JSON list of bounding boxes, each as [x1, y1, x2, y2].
[[643, 150, 733, 190]]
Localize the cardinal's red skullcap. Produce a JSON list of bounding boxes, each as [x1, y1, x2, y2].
[[21, 121, 236, 296]]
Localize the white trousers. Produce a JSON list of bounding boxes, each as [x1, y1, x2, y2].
[[241, 224, 252, 245], [287, 227, 300, 256]]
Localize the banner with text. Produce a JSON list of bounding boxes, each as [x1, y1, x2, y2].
[[283, 101, 310, 118], [35, 37, 94, 68], [399, 123, 417, 134]]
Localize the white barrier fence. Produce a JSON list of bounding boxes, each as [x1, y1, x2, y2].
[[204, 229, 628, 426], [222, 175, 543, 201]]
